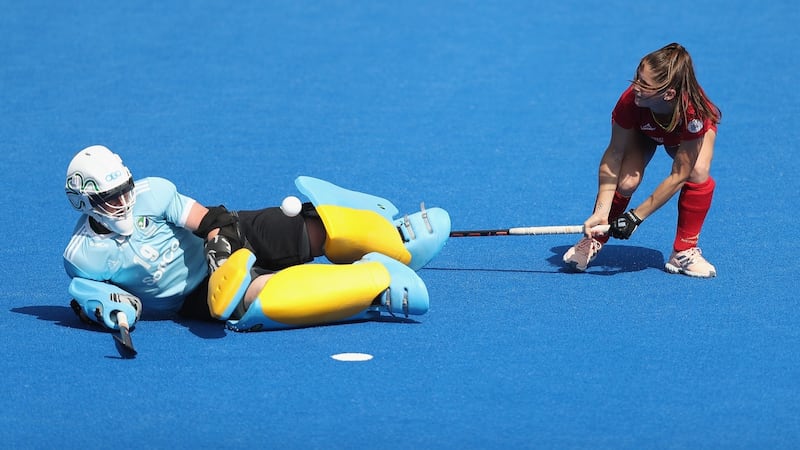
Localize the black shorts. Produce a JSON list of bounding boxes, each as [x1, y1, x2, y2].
[[178, 275, 212, 320], [178, 206, 314, 321], [237, 206, 314, 270]]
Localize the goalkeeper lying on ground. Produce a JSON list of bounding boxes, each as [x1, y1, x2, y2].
[[63, 145, 450, 333]]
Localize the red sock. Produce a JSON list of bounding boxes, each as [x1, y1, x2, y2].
[[597, 191, 631, 244], [674, 177, 715, 251]]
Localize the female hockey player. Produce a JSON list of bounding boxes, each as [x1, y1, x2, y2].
[[563, 43, 721, 277], [63, 145, 450, 334]]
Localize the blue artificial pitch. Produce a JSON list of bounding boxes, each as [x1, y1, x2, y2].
[[1, 1, 799, 448]]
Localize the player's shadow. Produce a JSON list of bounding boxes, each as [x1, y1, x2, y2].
[[549, 244, 664, 275], [426, 245, 664, 275]]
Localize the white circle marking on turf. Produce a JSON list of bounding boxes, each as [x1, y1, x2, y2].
[[331, 352, 373, 362]]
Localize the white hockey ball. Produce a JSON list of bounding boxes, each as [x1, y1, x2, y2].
[[280, 196, 302, 217]]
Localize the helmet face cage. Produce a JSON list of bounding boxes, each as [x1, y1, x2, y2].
[[88, 176, 136, 219]]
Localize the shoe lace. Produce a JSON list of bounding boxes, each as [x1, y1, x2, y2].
[[576, 237, 600, 254], [679, 247, 702, 265]]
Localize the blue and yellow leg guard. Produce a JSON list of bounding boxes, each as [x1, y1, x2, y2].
[[313, 204, 413, 265], [207, 248, 256, 320], [226, 252, 429, 332], [295, 176, 451, 270]]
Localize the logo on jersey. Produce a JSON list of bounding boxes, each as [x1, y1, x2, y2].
[[136, 217, 151, 231], [687, 119, 703, 133], [641, 123, 657, 131]]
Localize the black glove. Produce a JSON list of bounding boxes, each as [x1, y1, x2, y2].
[[609, 209, 643, 240], [195, 206, 247, 274], [205, 234, 233, 272]]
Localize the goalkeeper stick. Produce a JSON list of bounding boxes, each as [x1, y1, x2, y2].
[[449, 224, 610, 237], [113, 311, 137, 359]]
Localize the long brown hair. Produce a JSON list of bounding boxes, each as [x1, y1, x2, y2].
[[636, 43, 721, 132]]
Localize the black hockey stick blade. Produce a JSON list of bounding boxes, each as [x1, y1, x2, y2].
[[114, 329, 137, 359], [113, 311, 137, 359]]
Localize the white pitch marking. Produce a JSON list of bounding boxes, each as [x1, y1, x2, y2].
[[331, 352, 373, 362]]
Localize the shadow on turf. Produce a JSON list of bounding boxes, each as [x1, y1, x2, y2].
[[549, 244, 665, 275], [11, 305, 88, 329], [10, 304, 229, 340], [176, 314, 421, 336], [9, 305, 213, 336], [11, 305, 420, 339], [425, 244, 664, 275], [173, 318, 228, 339]]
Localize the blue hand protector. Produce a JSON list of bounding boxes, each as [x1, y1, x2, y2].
[[68, 278, 141, 330]]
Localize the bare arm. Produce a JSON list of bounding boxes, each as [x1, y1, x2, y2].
[[184, 202, 212, 235], [631, 136, 702, 219], [583, 123, 634, 235]]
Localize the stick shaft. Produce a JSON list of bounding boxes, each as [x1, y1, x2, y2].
[[117, 311, 130, 329], [450, 224, 609, 237]]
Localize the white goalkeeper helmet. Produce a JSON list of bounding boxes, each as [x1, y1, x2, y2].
[[65, 145, 136, 236]]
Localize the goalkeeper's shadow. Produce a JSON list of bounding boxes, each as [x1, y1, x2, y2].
[[10, 305, 86, 330], [174, 313, 420, 339], [9, 305, 172, 331]]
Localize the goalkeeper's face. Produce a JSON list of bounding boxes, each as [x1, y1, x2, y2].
[[89, 178, 136, 236]]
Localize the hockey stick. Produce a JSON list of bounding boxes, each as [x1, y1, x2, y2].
[[449, 224, 610, 237], [113, 311, 137, 359]]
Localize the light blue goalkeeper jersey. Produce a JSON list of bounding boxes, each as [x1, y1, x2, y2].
[[63, 177, 207, 314]]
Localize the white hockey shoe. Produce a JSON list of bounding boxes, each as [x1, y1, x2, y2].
[[665, 247, 716, 278], [563, 236, 603, 271]]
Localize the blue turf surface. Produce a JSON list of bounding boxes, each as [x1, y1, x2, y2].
[[2, 1, 799, 448]]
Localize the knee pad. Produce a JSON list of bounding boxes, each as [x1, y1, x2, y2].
[[295, 176, 451, 269], [226, 252, 429, 332], [207, 248, 256, 320]]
